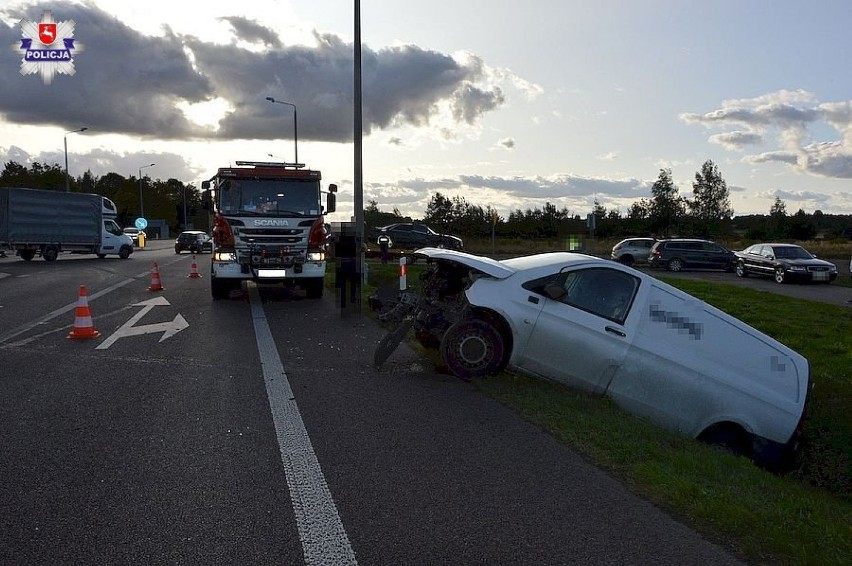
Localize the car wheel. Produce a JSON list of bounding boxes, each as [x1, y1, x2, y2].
[[119, 245, 132, 259], [619, 255, 635, 267], [736, 261, 748, 277], [440, 319, 504, 380], [700, 424, 751, 458], [667, 258, 684, 272], [175, 247, 181, 254], [774, 267, 786, 284]]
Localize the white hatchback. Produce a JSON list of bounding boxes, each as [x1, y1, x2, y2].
[[381, 248, 812, 471]]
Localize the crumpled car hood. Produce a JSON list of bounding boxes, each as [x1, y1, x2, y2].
[[413, 247, 515, 279]]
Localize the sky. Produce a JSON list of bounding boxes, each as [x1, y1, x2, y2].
[[0, 0, 850, 223]]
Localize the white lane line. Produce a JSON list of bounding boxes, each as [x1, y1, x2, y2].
[[247, 283, 357, 565], [0, 277, 136, 345]]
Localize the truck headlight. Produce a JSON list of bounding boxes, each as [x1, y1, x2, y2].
[[307, 251, 325, 262]]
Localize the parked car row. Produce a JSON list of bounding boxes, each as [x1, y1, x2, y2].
[[611, 238, 838, 283]]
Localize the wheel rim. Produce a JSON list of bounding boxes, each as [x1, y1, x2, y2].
[[775, 268, 785, 283], [736, 263, 744, 276], [668, 259, 683, 272], [456, 333, 489, 366]]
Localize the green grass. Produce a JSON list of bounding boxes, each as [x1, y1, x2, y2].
[[355, 259, 852, 564]]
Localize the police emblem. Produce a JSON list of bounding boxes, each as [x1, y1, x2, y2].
[[12, 10, 84, 85]]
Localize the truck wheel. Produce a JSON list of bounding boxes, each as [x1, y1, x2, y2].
[[42, 246, 59, 262], [440, 319, 504, 380], [20, 250, 35, 261], [304, 278, 324, 299], [119, 246, 132, 259]]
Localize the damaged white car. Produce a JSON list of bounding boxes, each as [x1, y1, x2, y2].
[[374, 248, 812, 470]]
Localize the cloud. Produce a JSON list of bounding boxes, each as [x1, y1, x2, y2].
[[0, 2, 520, 143], [681, 89, 852, 179], [217, 16, 282, 48], [709, 131, 763, 150]]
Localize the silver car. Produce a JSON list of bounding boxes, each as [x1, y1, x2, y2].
[[611, 237, 656, 267]]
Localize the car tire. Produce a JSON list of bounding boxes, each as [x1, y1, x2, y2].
[[667, 258, 684, 272], [774, 267, 787, 284], [440, 319, 504, 380], [700, 424, 751, 458], [119, 245, 132, 259], [736, 262, 748, 277]]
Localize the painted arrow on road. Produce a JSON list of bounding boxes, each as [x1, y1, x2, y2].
[[96, 296, 188, 350]]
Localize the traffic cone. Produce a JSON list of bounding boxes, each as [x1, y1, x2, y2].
[[148, 262, 164, 291], [67, 285, 100, 339], [187, 255, 202, 278]]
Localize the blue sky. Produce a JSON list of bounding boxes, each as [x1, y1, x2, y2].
[[0, 0, 850, 221]]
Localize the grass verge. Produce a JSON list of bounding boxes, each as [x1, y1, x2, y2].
[[357, 259, 851, 564]]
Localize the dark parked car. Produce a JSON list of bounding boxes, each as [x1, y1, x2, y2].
[[735, 243, 838, 284], [372, 223, 463, 250], [648, 239, 735, 272], [175, 230, 212, 254]]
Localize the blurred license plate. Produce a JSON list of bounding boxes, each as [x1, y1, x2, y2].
[[812, 272, 828, 281]]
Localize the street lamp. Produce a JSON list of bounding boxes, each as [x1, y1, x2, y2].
[[265, 97, 298, 165], [64, 127, 88, 192], [138, 163, 155, 218]]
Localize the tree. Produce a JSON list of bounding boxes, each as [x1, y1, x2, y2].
[[768, 196, 788, 239], [688, 160, 733, 236], [648, 168, 684, 237]]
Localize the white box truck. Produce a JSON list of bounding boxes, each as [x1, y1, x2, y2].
[[0, 187, 134, 261]]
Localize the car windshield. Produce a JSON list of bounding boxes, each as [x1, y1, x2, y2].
[[773, 246, 813, 259], [219, 178, 320, 216]]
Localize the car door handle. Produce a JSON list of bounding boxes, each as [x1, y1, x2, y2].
[[605, 326, 626, 337]]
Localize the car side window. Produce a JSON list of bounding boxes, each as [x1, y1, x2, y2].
[[525, 268, 639, 324]]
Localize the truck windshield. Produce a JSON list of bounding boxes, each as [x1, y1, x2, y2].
[[219, 179, 321, 216]]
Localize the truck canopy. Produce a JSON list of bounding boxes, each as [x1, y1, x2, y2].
[[0, 187, 102, 245]]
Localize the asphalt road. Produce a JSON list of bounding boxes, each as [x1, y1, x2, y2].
[[1, 242, 748, 564]]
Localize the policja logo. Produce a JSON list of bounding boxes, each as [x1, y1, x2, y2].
[[12, 10, 84, 85]]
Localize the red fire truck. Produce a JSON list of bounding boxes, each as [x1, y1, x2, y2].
[[201, 161, 337, 299]]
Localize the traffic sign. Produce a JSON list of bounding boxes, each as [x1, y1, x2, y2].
[[135, 217, 148, 230]]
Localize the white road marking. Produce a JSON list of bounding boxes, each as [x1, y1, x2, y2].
[[247, 283, 357, 565], [96, 297, 188, 350], [0, 277, 136, 345]]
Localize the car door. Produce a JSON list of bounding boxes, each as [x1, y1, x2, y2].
[[516, 267, 640, 395], [390, 225, 413, 247], [704, 242, 731, 270]]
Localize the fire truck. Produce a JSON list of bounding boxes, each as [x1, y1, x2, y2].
[[201, 161, 337, 300]]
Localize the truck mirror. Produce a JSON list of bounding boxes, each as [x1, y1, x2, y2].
[[328, 183, 338, 193], [326, 192, 336, 214], [201, 180, 210, 190]]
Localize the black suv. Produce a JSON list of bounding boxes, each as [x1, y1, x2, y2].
[[648, 239, 735, 272], [175, 231, 212, 254]]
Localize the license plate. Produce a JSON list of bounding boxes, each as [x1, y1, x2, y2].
[[812, 272, 828, 281]]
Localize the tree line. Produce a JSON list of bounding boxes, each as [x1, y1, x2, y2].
[[4, 158, 849, 242], [0, 160, 206, 233], [367, 160, 851, 242]]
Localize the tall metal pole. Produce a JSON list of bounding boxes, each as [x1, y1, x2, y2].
[[138, 163, 155, 218], [63, 127, 87, 192], [354, 0, 364, 310], [265, 97, 298, 164]]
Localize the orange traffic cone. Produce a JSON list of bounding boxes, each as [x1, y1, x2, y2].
[[148, 262, 164, 291], [68, 285, 101, 339], [187, 255, 202, 278]]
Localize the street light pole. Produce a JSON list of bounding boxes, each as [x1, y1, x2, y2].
[[138, 163, 155, 218], [64, 127, 88, 192], [265, 97, 298, 165]]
